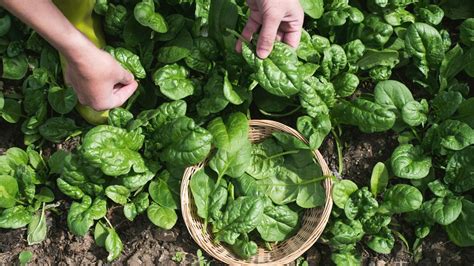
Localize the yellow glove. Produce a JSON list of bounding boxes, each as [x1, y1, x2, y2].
[[54, 0, 109, 125]]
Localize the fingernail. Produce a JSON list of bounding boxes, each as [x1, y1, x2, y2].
[[257, 49, 270, 59]]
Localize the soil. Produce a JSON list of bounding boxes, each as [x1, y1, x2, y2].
[[0, 117, 472, 265]]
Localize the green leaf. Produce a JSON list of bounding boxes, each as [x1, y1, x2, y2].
[[39, 117, 79, 143], [47, 86, 78, 114], [67, 196, 106, 236], [0, 175, 19, 208], [2, 54, 28, 80], [300, 0, 323, 19], [332, 99, 396, 133], [82, 125, 146, 176], [108, 108, 134, 128], [19, 250, 33, 266], [1, 99, 22, 123], [109, 47, 146, 78], [208, 113, 251, 178], [381, 184, 423, 214], [437, 120, 474, 151], [157, 30, 193, 64], [366, 227, 395, 254], [123, 203, 137, 221], [105, 228, 123, 262], [155, 117, 212, 166], [423, 197, 462, 225], [446, 199, 474, 247], [432, 91, 463, 121], [374, 80, 414, 112], [0, 206, 33, 229], [460, 18, 474, 46], [215, 196, 265, 245], [105, 185, 130, 205], [56, 178, 84, 200], [297, 114, 332, 150], [332, 179, 358, 209], [257, 204, 299, 242], [246, 138, 284, 180], [370, 162, 389, 196], [27, 206, 47, 245], [391, 144, 431, 179], [333, 72, 359, 98], [344, 187, 378, 220], [444, 146, 474, 193], [404, 22, 445, 77], [242, 42, 301, 97], [94, 221, 109, 247], [147, 203, 177, 230], [149, 177, 178, 209], [153, 64, 195, 100], [34, 187, 54, 203], [401, 100, 428, 127], [258, 166, 325, 208], [231, 237, 258, 260], [189, 169, 215, 220], [134, 0, 167, 33]]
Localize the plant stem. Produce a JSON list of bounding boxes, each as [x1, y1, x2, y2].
[[331, 129, 344, 176], [266, 150, 300, 160], [104, 216, 114, 229]]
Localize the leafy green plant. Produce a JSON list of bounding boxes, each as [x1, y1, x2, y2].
[[190, 115, 326, 259]]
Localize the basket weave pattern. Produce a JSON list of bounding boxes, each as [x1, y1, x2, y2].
[[181, 120, 333, 265]]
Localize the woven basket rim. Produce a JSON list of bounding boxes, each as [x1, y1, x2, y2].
[[181, 119, 333, 265]]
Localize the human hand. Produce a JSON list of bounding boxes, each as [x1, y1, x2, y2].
[[236, 0, 304, 59], [63, 42, 138, 112]]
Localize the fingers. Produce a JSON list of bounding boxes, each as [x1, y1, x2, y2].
[[283, 30, 302, 48], [236, 17, 260, 53], [257, 13, 282, 59], [112, 80, 138, 108], [276, 31, 285, 42], [119, 69, 135, 85]]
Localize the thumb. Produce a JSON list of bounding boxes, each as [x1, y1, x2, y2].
[[120, 69, 135, 85]]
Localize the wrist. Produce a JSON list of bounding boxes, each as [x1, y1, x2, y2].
[[58, 30, 97, 65]]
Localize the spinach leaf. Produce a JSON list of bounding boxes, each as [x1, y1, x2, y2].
[[231, 237, 258, 259], [156, 29, 193, 64], [154, 117, 212, 166], [381, 184, 423, 214], [147, 203, 177, 230], [189, 169, 214, 221], [208, 113, 251, 180], [214, 196, 265, 245], [370, 162, 389, 197], [82, 125, 147, 176], [332, 99, 396, 133], [444, 146, 474, 193], [423, 196, 462, 225], [297, 114, 331, 150], [47, 86, 78, 114], [242, 42, 302, 97], [153, 64, 195, 100], [344, 187, 378, 220], [134, 0, 167, 33], [27, 205, 47, 245], [0, 206, 32, 229], [391, 144, 432, 179], [257, 204, 299, 242], [106, 47, 146, 79], [67, 196, 106, 236], [366, 227, 395, 254], [404, 22, 445, 77], [446, 199, 474, 247], [332, 179, 358, 209], [0, 175, 19, 208]]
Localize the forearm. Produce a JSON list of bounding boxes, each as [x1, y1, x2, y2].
[[0, 0, 94, 62]]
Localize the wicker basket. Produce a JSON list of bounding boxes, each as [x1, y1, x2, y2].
[[181, 120, 333, 265]]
